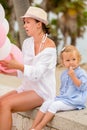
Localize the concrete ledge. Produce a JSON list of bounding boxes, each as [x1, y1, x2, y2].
[[17, 107, 87, 130], [0, 73, 87, 130]]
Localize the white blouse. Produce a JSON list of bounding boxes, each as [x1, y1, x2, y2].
[[17, 37, 57, 101]]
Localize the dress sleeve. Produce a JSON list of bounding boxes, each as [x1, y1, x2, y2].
[[24, 49, 57, 81], [76, 70, 87, 91]]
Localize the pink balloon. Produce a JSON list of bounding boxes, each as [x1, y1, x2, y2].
[[0, 23, 6, 47], [0, 44, 23, 74]]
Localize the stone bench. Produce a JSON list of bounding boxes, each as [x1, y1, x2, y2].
[[0, 67, 87, 130]]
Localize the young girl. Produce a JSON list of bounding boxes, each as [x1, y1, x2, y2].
[[0, 6, 56, 130], [30, 45, 87, 130]]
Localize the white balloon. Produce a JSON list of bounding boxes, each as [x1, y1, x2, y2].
[[2, 18, 9, 34], [0, 37, 11, 60], [0, 4, 5, 23]]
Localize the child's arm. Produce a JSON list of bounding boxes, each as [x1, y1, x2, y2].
[[68, 67, 81, 87]]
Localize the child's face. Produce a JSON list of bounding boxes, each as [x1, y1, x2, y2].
[[62, 51, 79, 69]]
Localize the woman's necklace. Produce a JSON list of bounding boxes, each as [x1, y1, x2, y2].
[[39, 33, 47, 52]]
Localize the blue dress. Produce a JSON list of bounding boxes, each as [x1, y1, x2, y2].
[[55, 66, 87, 109]]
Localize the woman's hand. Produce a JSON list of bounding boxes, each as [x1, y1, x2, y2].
[[0, 53, 24, 72]]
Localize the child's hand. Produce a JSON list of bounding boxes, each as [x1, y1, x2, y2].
[[68, 66, 82, 86], [68, 66, 75, 77]]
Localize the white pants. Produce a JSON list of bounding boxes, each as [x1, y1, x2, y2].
[[40, 100, 76, 114]]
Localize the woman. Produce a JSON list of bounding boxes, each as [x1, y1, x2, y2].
[[0, 6, 57, 130]]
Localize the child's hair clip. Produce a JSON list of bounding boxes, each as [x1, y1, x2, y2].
[[61, 47, 66, 52]]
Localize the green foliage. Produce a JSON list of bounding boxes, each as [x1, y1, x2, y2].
[[1, 0, 86, 47], [83, 11, 87, 25], [41, 0, 87, 46], [0, 0, 12, 20], [0, 1, 16, 45]]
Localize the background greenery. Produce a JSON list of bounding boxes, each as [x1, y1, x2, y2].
[[0, 0, 87, 51]]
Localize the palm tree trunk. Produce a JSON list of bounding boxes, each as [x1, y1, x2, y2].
[[12, 0, 30, 48]]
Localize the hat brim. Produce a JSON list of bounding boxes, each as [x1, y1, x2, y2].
[[21, 14, 48, 25]]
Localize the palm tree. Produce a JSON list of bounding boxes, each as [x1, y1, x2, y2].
[[2, 0, 87, 49], [12, 0, 30, 48], [40, 0, 87, 47], [0, 0, 30, 48], [58, 0, 87, 46]]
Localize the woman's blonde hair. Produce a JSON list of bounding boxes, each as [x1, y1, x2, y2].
[[59, 45, 81, 65]]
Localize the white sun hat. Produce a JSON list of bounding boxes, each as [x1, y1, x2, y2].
[[0, 37, 11, 60], [21, 6, 48, 25]]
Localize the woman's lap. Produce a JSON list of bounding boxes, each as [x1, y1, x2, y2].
[[0, 90, 43, 112]]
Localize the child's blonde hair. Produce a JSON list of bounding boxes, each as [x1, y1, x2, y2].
[[60, 45, 81, 65]]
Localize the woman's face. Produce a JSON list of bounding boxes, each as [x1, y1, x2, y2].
[[23, 17, 39, 36], [62, 51, 79, 69]]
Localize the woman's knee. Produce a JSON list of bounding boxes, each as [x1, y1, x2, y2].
[[0, 100, 5, 110], [0, 99, 11, 111]]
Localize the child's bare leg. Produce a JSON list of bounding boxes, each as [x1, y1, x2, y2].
[[35, 111, 54, 130], [30, 111, 45, 129]]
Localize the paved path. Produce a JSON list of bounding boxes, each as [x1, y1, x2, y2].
[[0, 74, 21, 95]]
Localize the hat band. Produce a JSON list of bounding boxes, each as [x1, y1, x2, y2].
[[21, 14, 48, 25]]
